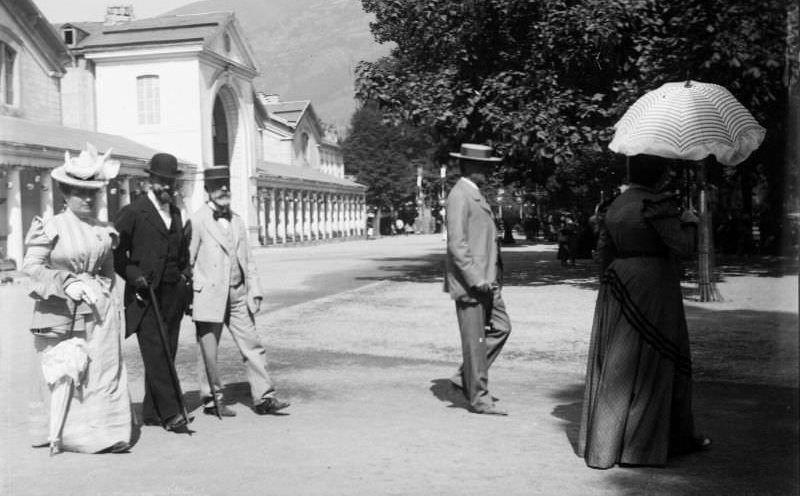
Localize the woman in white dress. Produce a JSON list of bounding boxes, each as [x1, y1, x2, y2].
[[23, 143, 134, 454]]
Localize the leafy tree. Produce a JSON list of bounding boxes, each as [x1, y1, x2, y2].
[[342, 102, 434, 228], [355, 0, 792, 248]]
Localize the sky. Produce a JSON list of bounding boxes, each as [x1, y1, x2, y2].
[[33, 0, 193, 23]]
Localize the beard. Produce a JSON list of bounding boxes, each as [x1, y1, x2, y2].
[[156, 189, 173, 204]]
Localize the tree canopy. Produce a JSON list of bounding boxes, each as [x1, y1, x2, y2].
[[341, 102, 433, 214], [355, 0, 791, 220]]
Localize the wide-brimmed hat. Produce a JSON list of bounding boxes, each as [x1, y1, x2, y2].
[[203, 165, 231, 182], [449, 143, 502, 163], [146, 153, 182, 179], [51, 143, 120, 189]]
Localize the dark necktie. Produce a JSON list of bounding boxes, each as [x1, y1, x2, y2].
[[213, 209, 231, 221]]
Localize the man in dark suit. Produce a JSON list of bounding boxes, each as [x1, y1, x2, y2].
[[114, 153, 191, 432], [444, 143, 511, 416]]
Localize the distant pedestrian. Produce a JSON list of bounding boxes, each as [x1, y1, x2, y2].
[[114, 153, 192, 433], [188, 166, 290, 417], [578, 154, 711, 469], [443, 143, 511, 416], [395, 218, 404, 235]]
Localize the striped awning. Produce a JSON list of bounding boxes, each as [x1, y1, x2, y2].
[[608, 81, 766, 166]]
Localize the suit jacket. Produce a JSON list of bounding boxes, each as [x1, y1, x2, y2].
[[188, 203, 263, 323], [444, 178, 499, 303], [113, 195, 189, 335]]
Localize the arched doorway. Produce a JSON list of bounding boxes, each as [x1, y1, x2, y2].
[[212, 96, 229, 166]]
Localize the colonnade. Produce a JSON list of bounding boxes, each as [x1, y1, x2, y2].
[[0, 166, 137, 265], [255, 187, 366, 245]]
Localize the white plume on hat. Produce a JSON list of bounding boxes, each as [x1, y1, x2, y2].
[[53, 143, 120, 189], [63, 143, 120, 180]]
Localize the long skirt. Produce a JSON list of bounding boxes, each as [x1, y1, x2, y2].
[[578, 257, 695, 469], [29, 280, 134, 453]]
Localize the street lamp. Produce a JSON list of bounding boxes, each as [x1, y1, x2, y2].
[[440, 164, 447, 240]]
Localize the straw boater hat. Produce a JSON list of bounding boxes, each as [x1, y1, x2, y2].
[[145, 153, 182, 179], [449, 143, 502, 163], [52, 143, 120, 189]]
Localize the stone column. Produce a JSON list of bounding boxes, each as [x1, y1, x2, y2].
[[96, 186, 109, 222], [119, 177, 131, 208], [290, 190, 298, 242], [6, 168, 23, 266], [313, 193, 321, 240], [257, 191, 267, 246], [268, 188, 277, 244], [360, 197, 367, 236], [323, 193, 331, 239], [39, 170, 54, 220], [303, 191, 311, 240], [347, 195, 354, 236], [294, 191, 302, 242], [278, 189, 287, 244]]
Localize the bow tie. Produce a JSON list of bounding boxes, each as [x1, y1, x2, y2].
[[213, 209, 232, 221]]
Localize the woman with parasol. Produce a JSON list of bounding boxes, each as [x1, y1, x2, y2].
[[578, 80, 765, 469], [577, 154, 709, 469], [23, 143, 134, 454]]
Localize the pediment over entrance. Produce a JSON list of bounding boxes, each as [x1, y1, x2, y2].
[[205, 18, 259, 75]]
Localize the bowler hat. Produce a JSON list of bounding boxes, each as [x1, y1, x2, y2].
[[449, 143, 502, 163], [146, 153, 182, 179], [203, 165, 231, 182]]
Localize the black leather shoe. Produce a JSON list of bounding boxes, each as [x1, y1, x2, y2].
[[204, 404, 237, 417], [471, 404, 508, 416], [253, 397, 290, 415], [142, 417, 161, 426], [163, 414, 191, 432]]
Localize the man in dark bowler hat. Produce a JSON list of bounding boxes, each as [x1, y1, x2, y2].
[[444, 143, 511, 416], [114, 153, 192, 432], [188, 166, 290, 417]]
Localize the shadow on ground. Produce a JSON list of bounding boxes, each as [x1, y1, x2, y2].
[[352, 242, 797, 295], [429, 378, 471, 413], [354, 246, 602, 290], [549, 381, 799, 495]]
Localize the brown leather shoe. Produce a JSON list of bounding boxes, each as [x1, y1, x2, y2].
[[253, 397, 290, 415]]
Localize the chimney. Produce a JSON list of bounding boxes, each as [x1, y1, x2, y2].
[[257, 93, 280, 106], [105, 5, 134, 25]]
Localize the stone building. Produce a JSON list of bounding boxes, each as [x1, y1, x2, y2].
[[254, 93, 366, 244], [0, 0, 191, 267], [56, 5, 365, 244]]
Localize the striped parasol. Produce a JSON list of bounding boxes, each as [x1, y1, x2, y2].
[[608, 81, 765, 166]]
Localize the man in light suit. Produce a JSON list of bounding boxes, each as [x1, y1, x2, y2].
[[444, 143, 511, 416], [188, 166, 290, 417], [114, 153, 192, 432]]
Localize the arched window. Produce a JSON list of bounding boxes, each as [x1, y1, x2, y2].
[[300, 132, 310, 165], [136, 75, 160, 124], [0, 41, 17, 106]]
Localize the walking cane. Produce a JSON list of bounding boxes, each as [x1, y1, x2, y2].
[[146, 285, 191, 426], [198, 338, 223, 419]]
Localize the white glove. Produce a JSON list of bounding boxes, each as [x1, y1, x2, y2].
[[64, 281, 98, 305]]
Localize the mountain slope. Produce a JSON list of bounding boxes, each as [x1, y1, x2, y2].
[[168, 0, 392, 130]]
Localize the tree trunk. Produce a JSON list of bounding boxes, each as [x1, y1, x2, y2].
[[697, 159, 723, 302]]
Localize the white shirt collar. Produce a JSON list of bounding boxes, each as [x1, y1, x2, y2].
[[147, 190, 170, 212]]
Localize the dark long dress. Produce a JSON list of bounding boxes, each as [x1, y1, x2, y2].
[[578, 185, 698, 469]]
